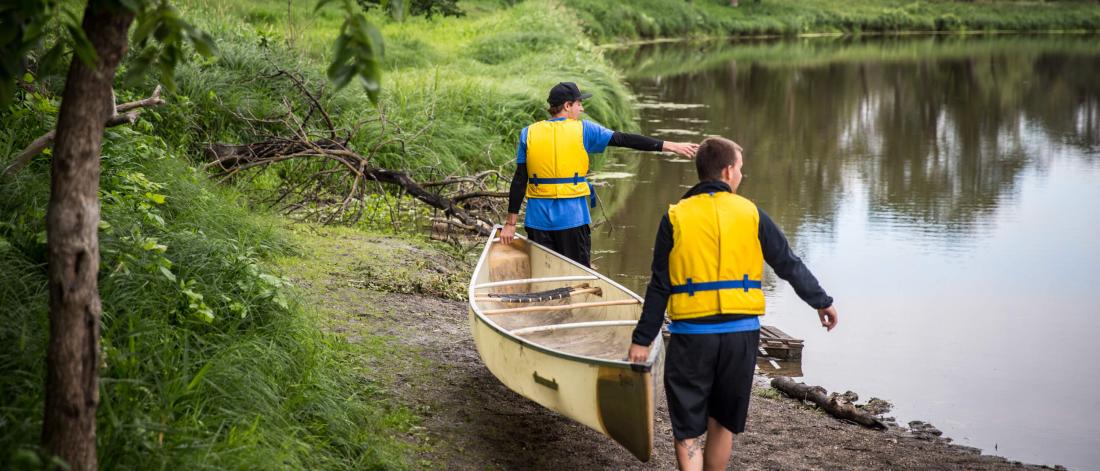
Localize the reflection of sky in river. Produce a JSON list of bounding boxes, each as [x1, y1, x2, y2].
[[593, 37, 1100, 470], [771, 155, 1100, 470]]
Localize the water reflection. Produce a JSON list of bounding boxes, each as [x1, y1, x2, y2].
[[589, 36, 1100, 470], [597, 36, 1100, 262]]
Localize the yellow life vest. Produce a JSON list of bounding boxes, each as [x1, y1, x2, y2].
[[525, 119, 591, 199], [667, 191, 765, 320]]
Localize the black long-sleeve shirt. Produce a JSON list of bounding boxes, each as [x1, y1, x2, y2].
[[630, 180, 834, 346], [507, 132, 664, 214]]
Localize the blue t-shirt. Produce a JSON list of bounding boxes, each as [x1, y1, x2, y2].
[[517, 118, 614, 231], [667, 316, 760, 334]]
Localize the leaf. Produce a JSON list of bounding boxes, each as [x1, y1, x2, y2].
[[158, 265, 177, 282], [186, 361, 213, 392], [37, 43, 66, 78], [63, 9, 99, 67], [116, 0, 141, 13], [314, 0, 341, 12], [145, 192, 166, 204]]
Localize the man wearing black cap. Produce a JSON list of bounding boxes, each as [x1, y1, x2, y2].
[[499, 82, 699, 266]]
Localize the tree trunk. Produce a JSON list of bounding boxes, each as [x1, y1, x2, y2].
[[42, 2, 134, 470]]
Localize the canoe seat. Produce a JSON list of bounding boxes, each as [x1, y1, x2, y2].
[[512, 320, 638, 360]]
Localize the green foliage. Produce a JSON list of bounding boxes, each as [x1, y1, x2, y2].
[[0, 1, 639, 468], [318, 0, 385, 101], [124, 0, 218, 91], [357, 0, 465, 21], [0, 0, 84, 108], [470, 31, 558, 65], [0, 106, 417, 468]]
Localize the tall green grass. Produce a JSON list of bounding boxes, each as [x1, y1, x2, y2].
[[170, 0, 638, 181], [564, 0, 1100, 44], [1, 104, 416, 468]]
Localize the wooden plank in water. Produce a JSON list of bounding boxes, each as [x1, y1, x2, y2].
[[759, 324, 804, 360]]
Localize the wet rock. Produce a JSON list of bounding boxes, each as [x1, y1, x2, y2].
[[862, 397, 893, 416], [840, 390, 859, 403], [908, 420, 944, 440]]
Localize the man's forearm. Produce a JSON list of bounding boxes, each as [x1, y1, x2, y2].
[[508, 164, 528, 214], [631, 215, 674, 346]]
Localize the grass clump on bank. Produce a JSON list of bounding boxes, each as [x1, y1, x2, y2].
[[563, 0, 1100, 44]]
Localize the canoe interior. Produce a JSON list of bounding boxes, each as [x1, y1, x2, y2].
[[472, 238, 642, 363]]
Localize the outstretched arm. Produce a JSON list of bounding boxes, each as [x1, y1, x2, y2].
[[609, 131, 698, 158]]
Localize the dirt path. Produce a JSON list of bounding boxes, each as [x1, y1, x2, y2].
[[286, 227, 1064, 470]]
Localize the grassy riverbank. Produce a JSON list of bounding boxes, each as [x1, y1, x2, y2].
[[0, 0, 633, 468], [565, 0, 1100, 44]]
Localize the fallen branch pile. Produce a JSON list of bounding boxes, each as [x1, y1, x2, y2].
[[202, 68, 505, 235]]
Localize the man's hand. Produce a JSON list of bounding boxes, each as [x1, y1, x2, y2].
[[627, 343, 650, 363], [662, 141, 699, 158], [818, 305, 838, 331], [499, 223, 517, 245]]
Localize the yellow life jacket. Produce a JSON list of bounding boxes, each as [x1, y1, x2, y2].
[[525, 119, 591, 199], [667, 191, 765, 320]]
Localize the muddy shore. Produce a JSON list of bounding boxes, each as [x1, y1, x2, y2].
[[285, 228, 1065, 470]]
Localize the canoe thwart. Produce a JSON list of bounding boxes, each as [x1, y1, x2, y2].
[[481, 298, 640, 315], [510, 320, 639, 336], [474, 275, 598, 290], [474, 284, 602, 303]]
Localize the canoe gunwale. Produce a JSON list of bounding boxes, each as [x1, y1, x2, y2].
[[468, 226, 663, 372]]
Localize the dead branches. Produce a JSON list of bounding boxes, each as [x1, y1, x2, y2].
[[202, 67, 505, 235], [3, 86, 165, 178]]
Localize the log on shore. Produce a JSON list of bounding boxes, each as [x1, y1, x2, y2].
[[770, 376, 887, 430]]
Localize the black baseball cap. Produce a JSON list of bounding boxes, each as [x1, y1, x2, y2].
[[547, 82, 592, 106]]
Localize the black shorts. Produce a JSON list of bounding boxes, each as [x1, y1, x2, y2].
[[524, 225, 591, 267], [664, 329, 760, 440]]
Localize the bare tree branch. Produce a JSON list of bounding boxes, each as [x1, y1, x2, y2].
[[3, 86, 164, 178]]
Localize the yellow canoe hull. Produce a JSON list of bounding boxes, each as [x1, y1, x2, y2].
[[468, 227, 663, 461]]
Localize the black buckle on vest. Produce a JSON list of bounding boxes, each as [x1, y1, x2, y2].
[[686, 277, 695, 296]]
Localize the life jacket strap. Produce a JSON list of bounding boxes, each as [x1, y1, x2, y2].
[[529, 173, 588, 185], [671, 274, 762, 296]]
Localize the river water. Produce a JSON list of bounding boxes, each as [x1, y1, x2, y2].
[[590, 36, 1100, 470]]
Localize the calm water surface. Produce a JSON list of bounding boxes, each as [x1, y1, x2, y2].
[[590, 36, 1100, 470]]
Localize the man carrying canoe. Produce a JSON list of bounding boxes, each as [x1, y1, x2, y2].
[[498, 82, 699, 266], [627, 136, 839, 470]]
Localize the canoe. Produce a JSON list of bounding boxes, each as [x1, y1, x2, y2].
[[467, 226, 664, 462]]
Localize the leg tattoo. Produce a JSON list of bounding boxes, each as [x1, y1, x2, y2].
[[676, 437, 707, 460]]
